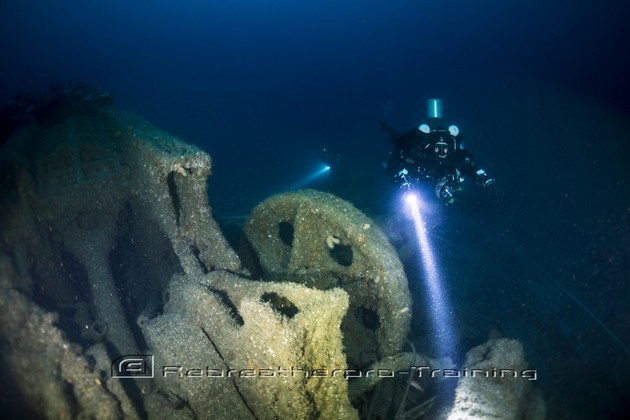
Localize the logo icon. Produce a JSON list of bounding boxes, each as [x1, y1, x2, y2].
[[111, 355, 154, 378]]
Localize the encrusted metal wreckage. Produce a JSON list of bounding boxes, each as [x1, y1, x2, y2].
[[0, 90, 544, 419]]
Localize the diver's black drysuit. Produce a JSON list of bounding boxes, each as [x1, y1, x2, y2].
[[385, 124, 480, 184]]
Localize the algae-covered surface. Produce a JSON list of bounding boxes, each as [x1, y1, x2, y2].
[[1, 2, 629, 418]]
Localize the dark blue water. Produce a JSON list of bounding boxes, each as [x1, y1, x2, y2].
[[2, 1, 629, 418]]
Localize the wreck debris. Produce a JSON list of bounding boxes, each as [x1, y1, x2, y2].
[[0, 86, 544, 418], [143, 271, 358, 419], [241, 189, 413, 368]]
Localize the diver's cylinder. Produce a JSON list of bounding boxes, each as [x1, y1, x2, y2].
[[427, 98, 443, 119]]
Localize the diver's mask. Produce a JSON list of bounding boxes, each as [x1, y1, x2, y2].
[[433, 140, 449, 158]]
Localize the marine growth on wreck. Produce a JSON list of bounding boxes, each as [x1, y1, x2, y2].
[[0, 86, 544, 419]]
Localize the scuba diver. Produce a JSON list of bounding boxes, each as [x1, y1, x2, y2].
[[382, 99, 494, 205]]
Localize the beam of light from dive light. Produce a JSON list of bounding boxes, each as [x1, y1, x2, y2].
[[285, 163, 330, 191], [404, 191, 457, 358]]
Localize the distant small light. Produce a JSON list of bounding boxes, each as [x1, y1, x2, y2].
[[284, 163, 331, 190]]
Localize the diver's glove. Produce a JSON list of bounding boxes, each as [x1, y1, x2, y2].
[[396, 168, 415, 190], [435, 178, 455, 205], [474, 169, 495, 188]]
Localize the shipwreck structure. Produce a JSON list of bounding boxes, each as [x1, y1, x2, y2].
[[0, 86, 544, 419]]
